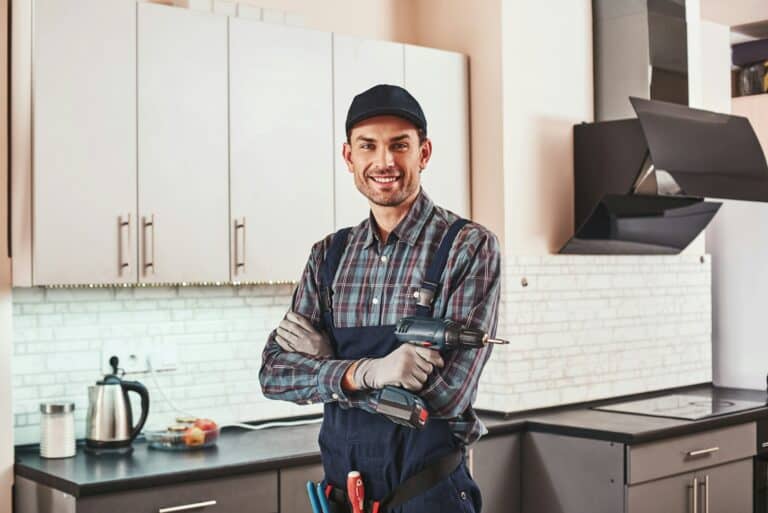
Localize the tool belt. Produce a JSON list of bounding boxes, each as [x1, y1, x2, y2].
[[326, 449, 463, 513]]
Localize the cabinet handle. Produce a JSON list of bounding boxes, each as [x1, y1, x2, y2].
[[689, 476, 698, 513], [700, 475, 709, 513], [762, 441, 768, 449], [118, 214, 131, 274], [158, 500, 217, 513], [142, 214, 156, 275], [234, 217, 246, 274], [687, 446, 719, 457]]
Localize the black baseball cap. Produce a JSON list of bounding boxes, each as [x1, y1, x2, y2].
[[345, 84, 427, 138]]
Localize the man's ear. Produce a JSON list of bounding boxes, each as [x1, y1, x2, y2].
[[342, 143, 354, 173], [419, 138, 432, 171]]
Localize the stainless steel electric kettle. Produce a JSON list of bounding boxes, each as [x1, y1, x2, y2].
[[85, 356, 150, 455]]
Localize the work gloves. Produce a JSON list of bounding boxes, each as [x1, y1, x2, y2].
[[275, 312, 333, 358], [353, 344, 444, 391]]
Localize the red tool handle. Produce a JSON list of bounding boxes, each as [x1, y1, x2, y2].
[[347, 471, 364, 513]]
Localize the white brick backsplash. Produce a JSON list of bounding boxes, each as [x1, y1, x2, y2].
[[477, 254, 712, 413], [11, 254, 712, 444]]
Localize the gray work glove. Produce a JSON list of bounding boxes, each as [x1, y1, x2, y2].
[[353, 344, 445, 391], [275, 312, 333, 358]]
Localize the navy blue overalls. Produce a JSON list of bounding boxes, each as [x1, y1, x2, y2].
[[318, 219, 482, 513]]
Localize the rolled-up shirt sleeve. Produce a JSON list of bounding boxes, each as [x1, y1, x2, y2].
[[419, 227, 501, 419]]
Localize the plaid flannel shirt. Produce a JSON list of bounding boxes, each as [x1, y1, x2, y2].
[[259, 189, 501, 445]]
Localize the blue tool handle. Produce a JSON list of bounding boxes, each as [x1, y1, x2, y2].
[[306, 481, 322, 513], [316, 482, 332, 513]]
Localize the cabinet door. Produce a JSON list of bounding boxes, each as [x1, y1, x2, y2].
[[137, 4, 229, 284], [280, 463, 325, 513], [32, 0, 137, 285], [332, 35, 404, 230], [697, 458, 752, 513], [472, 434, 521, 513], [78, 471, 278, 513], [404, 45, 470, 218], [229, 19, 333, 282], [626, 471, 697, 513]]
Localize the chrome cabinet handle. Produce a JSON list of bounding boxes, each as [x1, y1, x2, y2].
[[142, 214, 156, 275], [689, 476, 698, 513], [118, 214, 131, 274], [762, 441, 768, 449], [700, 475, 709, 513], [687, 446, 719, 457], [234, 217, 246, 273], [158, 500, 216, 513]]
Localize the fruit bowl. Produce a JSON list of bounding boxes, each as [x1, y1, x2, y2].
[[145, 418, 220, 451]]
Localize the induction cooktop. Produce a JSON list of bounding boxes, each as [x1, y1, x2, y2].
[[591, 394, 767, 420]]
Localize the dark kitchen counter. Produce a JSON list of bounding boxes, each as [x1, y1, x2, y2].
[[482, 383, 768, 444], [15, 384, 768, 497]]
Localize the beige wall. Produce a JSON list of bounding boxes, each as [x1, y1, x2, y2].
[[1, 0, 13, 510], [501, 0, 594, 254], [701, 0, 768, 26]]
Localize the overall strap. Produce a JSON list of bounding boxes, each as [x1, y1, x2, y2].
[[414, 219, 470, 317], [319, 227, 353, 330]]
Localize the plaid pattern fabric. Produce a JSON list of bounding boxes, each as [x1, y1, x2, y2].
[[259, 189, 501, 445]]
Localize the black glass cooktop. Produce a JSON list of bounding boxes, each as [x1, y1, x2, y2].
[[592, 394, 767, 420]]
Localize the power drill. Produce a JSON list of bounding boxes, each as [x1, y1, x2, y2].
[[372, 317, 509, 429]]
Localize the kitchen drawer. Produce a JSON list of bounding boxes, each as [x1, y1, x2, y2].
[[627, 422, 756, 484], [77, 471, 277, 513]]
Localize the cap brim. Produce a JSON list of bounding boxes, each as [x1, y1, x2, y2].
[[346, 107, 426, 134]]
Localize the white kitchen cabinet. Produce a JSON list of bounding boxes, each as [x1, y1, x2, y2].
[[229, 19, 333, 283], [31, 0, 137, 285], [137, 3, 230, 284], [332, 35, 404, 230], [404, 45, 470, 219]]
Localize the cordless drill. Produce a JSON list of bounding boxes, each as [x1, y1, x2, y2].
[[371, 317, 509, 429]]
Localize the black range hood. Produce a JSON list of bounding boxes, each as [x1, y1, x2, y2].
[[560, 97, 768, 254]]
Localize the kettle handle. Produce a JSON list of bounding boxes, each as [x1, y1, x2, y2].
[[122, 380, 150, 441]]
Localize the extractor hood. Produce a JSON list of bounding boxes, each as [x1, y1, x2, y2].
[[560, 97, 768, 254]]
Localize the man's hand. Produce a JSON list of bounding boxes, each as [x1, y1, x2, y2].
[[353, 344, 444, 391], [275, 312, 333, 358]]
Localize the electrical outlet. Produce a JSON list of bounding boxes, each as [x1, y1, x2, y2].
[[102, 341, 149, 375]]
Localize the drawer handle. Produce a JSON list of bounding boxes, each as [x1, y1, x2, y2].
[[762, 441, 768, 449], [158, 500, 217, 513], [687, 446, 719, 457]]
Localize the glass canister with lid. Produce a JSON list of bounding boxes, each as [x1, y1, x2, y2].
[[39, 402, 76, 458]]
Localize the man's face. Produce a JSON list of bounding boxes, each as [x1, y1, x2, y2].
[[343, 115, 431, 208]]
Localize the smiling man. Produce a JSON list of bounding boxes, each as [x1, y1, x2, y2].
[[259, 84, 501, 513]]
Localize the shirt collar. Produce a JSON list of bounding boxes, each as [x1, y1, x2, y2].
[[363, 189, 435, 248]]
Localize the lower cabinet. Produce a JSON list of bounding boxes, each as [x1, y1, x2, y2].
[[471, 433, 521, 513], [521, 422, 757, 513], [279, 463, 325, 513], [626, 458, 753, 513], [15, 471, 278, 513]]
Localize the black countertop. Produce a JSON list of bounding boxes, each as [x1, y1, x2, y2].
[[15, 384, 768, 497]]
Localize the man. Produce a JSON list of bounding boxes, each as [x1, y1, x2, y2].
[[259, 84, 500, 513]]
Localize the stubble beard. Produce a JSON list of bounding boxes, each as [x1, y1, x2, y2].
[[356, 171, 418, 207]]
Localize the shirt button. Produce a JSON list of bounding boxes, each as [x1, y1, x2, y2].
[[372, 297, 379, 305], [380, 255, 389, 263], [460, 491, 467, 501], [331, 393, 339, 400]]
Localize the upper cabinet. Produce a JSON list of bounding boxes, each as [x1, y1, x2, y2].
[[11, 3, 470, 286], [137, 4, 229, 284], [31, 0, 137, 286], [404, 45, 470, 219], [229, 19, 333, 283], [332, 35, 405, 230]]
